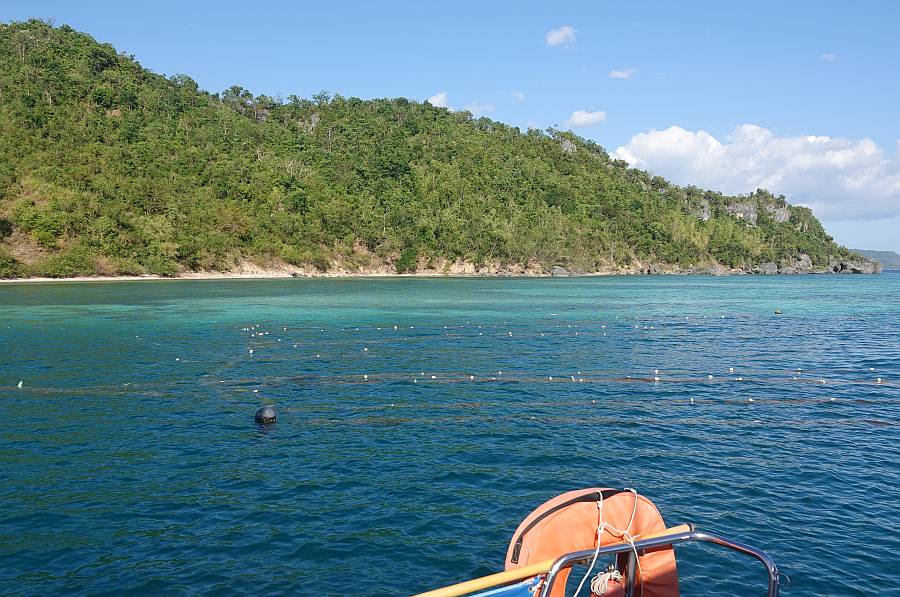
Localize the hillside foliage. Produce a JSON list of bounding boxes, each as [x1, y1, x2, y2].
[[0, 20, 858, 277]]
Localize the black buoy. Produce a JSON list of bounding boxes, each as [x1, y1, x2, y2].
[[254, 405, 276, 425]]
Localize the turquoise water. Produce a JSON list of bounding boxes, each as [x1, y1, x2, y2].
[[0, 275, 898, 596]]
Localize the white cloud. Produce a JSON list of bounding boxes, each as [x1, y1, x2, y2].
[[614, 124, 900, 220], [426, 93, 496, 116], [511, 90, 526, 103], [566, 110, 607, 127], [608, 68, 636, 79], [545, 25, 576, 47], [821, 52, 838, 61], [463, 102, 495, 117], [427, 91, 449, 108]]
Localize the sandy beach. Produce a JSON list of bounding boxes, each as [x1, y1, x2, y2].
[[0, 271, 602, 284], [0, 259, 649, 283], [0, 269, 566, 284]]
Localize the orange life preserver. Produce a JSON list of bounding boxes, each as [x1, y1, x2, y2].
[[504, 488, 679, 597]]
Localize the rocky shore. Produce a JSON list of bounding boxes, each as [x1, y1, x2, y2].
[[748, 255, 882, 275], [1, 253, 880, 283], [541, 253, 881, 277]]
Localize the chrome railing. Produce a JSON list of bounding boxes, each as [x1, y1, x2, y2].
[[540, 525, 780, 597]]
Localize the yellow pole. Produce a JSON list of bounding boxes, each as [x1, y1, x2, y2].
[[412, 524, 692, 597], [412, 559, 554, 597]]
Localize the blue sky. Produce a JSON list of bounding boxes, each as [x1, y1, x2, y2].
[[4, 1, 900, 251]]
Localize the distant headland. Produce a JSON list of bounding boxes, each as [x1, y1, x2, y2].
[[850, 249, 900, 270]]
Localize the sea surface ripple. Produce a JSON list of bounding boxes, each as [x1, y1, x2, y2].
[[0, 275, 898, 596]]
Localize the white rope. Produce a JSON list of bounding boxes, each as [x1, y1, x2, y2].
[[572, 497, 606, 597], [573, 488, 644, 597], [590, 568, 623, 595]]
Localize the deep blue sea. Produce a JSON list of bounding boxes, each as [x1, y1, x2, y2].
[[1, 275, 898, 596]]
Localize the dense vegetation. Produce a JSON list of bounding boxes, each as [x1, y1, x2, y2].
[[0, 20, 862, 278]]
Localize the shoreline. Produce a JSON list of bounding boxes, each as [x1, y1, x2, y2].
[[0, 251, 880, 284], [1, 270, 604, 284], [0, 268, 884, 284]]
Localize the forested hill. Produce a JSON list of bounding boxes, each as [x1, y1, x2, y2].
[[0, 20, 877, 278]]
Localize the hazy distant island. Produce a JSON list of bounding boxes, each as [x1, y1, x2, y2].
[[850, 249, 900, 270], [0, 20, 880, 280]]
